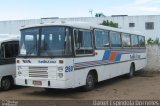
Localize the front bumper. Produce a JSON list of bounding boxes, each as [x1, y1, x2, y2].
[[15, 77, 72, 89]]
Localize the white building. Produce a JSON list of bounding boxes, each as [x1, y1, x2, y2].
[[0, 15, 160, 39]]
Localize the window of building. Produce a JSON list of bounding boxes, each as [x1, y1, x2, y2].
[[131, 35, 139, 47], [139, 36, 145, 47], [129, 23, 135, 27], [110, 32, 122, 47], [74, 30, 94, 55], [122, 33, 131, 47], [95, 29, 110, 48], [145, 22, 154, 30]]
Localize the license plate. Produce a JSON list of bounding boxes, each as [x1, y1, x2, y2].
[[33, 81, 42, 86]]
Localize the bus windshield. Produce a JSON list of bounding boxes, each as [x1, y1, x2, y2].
[[19, 27, 72, 57]]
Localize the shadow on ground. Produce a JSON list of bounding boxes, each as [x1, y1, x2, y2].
[[0, 86, 27, 92], [21, 74, 131, 99]]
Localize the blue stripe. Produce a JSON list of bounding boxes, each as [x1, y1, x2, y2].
[[103, 50, 112, 60], [115, 53, 122, 61]]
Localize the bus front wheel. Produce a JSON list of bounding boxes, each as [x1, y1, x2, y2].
[[1, 77, 12, 91], [82, 72, 95, 91]]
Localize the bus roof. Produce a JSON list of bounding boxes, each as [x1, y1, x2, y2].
[[21, 22, 144, 36], [0, 35, 19, 44]]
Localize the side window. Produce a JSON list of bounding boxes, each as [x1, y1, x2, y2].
[[139, 36, 145, 47], [2, 42, 19, 58], [74, 29, 93, 55], [0, 45, 4, 58], [95, 29, 110, 48], [131, 35, 139, 47], [110, 32, 122, 47], [122, 33, 131, 47]]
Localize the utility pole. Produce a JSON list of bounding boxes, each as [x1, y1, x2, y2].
[[89, 9, 93, 17]]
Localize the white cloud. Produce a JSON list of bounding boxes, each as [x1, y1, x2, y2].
[[138, 7, 159, 12], [134, 0, 153, 5], [104, 0, 160, 15]]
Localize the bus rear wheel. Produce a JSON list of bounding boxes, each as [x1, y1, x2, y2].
[[1, 77, 12, 91], [126, 63, 135, 78], [82, 72, 95, 91]]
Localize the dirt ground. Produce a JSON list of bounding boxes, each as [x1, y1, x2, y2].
[[0, 71, 160, 101]]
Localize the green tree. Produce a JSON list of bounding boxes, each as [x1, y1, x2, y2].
[[110, 21, 114, 26], [154, 38, 159, 44], [95, 13, 106, 17], [147, 38, 154, 45], [100, 20, 118, 28], [147, 37, 160, 45], [114, 23, 118, 28]]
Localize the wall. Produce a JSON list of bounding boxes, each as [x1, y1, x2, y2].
[[0, 19, 41, 35], [145, 45, 160, 71]]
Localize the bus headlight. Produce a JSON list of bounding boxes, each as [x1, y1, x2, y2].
[[58, 73, 63, 78], [57, 67, 63, 72]]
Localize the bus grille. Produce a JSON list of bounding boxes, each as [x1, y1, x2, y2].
[[29, 67, 48, 78]]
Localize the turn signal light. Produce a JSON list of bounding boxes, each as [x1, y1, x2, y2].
[[17, 60, 20, 63], [95, 52, 98, 55]]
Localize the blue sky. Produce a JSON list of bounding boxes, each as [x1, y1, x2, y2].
[[0, 0, 160, 21]]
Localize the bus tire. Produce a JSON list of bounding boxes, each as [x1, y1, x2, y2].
[[1, 77, 12, 91], [126, 63, 135, 78], [82, 72, 95, 91]]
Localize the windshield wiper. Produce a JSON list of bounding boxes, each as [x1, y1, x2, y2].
[[25, 43, 37, 57]]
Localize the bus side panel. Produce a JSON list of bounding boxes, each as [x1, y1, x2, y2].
[[0, 64, 16, 82], [73, 49, 146, 88], [73, 61, 132, 88], [63, 58, 75, 88], [103, 62, 131, 80], [0, 64, 15, 77], [120, 51, 147, 71], [73, 68, 90, 88], [73, 66, 106, 88], [73, 50, 106, 87], [134, 59, 147, 71]]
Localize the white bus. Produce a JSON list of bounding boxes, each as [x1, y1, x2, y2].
[[0, 38, 19, 90], [16, 22, 146, 91]]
